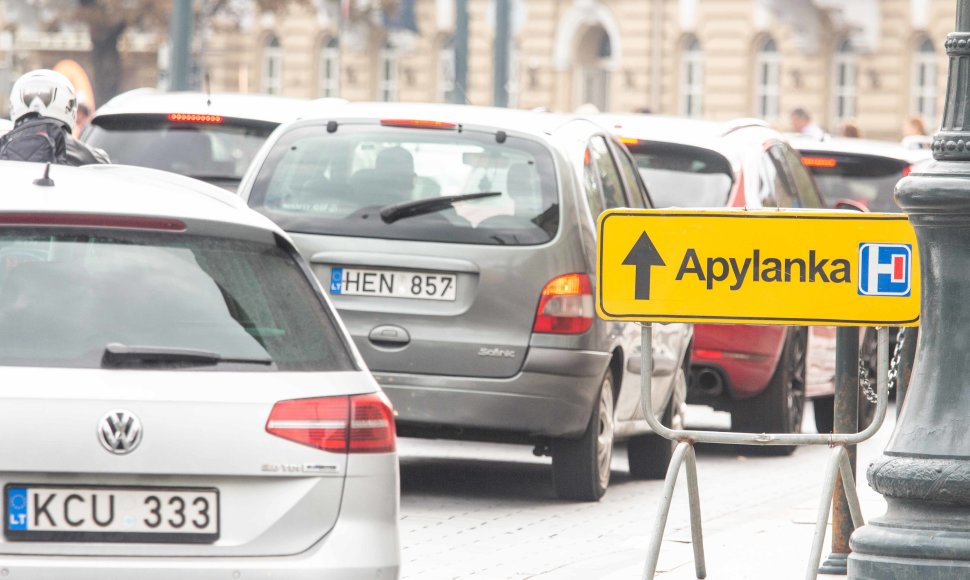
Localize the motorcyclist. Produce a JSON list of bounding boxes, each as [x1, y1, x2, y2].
[[0, 69, 108, 166]]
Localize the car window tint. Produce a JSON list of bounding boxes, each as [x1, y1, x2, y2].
[[803, 153, 909, 212], [589, 136, 629, 209], [0, 230, 354, 371], [249, 124, 560, 246], [85, 115, 276, 181], [776, 145, 824, 208], [761, 147, 795, 208], [583, 146, 606, 219], [610, 141, 649, 208], [630, 142, 733, 208]]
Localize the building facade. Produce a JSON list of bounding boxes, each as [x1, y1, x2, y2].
[[201, 0, 957, 140]]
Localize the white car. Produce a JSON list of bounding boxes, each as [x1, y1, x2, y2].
[[82, 91, 344, 190], [0, 161, 399, 578]]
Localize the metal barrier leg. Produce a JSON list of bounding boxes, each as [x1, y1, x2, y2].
[[838, 448, 865, 530], [684, 444, 707, 579], [643, 441, 707, 580], [807, 447, 848, 580]]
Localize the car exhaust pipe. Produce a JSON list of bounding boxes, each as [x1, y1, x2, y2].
[[694, 368, 724, 397]]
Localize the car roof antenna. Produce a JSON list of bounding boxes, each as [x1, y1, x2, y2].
[[33, 163, 54, 187]]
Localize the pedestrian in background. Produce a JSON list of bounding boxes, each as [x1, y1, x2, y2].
[[790, 107, 826, 140], [838, 120, 863, 138], [902, 115, 927, 137], [74, 102, 91, 138]]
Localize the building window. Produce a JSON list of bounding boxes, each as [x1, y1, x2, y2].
[[913, 37, 936, 121], [507, 43, 520, 108], [575, 27, 612, 112], [754, 37, 780, 121], [832, 38, 857, 126], [438, 35, 456, 103], [319, 36, 340, 98], [261, 34, 283, 95], [681, 35, 704, 118], [379, 41, 399, 102]]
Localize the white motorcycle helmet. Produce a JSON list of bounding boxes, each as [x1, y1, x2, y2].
[[9, 69, 78, 131]]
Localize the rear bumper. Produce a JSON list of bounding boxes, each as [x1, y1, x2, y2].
[[377, 347, 611, 440], [0, 457, 401, 579], [691, 324, 785, 399]]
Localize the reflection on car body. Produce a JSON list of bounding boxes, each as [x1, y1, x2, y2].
[[239, 102, 693, 501]]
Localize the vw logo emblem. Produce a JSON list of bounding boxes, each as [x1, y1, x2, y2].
[[97, 410, 143, 455]]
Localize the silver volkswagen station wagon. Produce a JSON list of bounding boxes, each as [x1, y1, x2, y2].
[[0, 161, 398, 578], [239, 103, 692, 501]]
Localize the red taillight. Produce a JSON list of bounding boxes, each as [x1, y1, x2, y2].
[[801, 156, 838, 168], [266, 393, 396, 454], [380, 119, 456, 130], [0, 213, 185, 231], [168, 113, 223, 124], [902, 164, 912, 177], [533, 273, 594, 334]]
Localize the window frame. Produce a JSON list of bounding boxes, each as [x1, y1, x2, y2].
[[912, 36, 937, 121], [319, 36, 341, 98], [681, 36, 705, 118], [832, 38, 857, 127], [754, 37, 780, 121], [261, 35, 283, 96]]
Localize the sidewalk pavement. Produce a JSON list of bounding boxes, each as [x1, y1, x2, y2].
[[620, 404, 894, 580]]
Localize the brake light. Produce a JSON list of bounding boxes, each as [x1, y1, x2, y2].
[[167, 113, 223, 124], [801, 156, 838, 168], [380, 119, 456, 130], [266, 393, 396, 454], [533, 273, 594, 334], [0, 213, 185, 231], [902, 164, 912, 177], [619, 137, 641, 146]]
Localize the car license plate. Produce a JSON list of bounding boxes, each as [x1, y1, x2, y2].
[[4, 484, 219, 543], [329, 267, 457, 301]]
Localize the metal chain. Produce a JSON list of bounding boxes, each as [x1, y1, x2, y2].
[[860, 327, 907, 404]]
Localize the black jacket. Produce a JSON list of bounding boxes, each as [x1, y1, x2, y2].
[[0, 116, 109, 166]]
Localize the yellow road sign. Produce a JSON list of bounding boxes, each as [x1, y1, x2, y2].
[[597, 209, 919, 326]]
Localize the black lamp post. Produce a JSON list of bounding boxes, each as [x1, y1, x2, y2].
[[849, 1, 970, 576]]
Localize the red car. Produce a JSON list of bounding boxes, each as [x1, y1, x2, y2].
[[602, 116, 834, 451]]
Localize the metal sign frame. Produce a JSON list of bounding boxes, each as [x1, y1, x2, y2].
[[638, 324, 890, 580]]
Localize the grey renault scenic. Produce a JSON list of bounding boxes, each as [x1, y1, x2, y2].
[[239, 103, 692, 501]]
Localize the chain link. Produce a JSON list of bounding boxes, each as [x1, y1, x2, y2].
[[860, 327, 907, 404]]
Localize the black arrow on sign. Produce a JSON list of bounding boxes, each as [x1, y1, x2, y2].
[[622, 231, 666, 300]]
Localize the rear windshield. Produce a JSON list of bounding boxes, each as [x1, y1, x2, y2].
[[629, 143, 733, 208], [247, 124, 560, 246], [801, 153, 908, 213], [85, 115, 277, 184], [0, 229, 354, 371]]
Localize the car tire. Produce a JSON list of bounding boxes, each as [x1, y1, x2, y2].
[[552, 373, 614, 502], [628, 393, 677, 480], [812, 327, 878, 434], [731, 327, 807, 456]]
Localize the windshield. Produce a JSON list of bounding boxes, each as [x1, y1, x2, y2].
[[629, 143, 733, 208], [801, 153, 909, 212], [247, 124, 560, 246], [84, 114, 277, 183], [0, 229, 353, 371]]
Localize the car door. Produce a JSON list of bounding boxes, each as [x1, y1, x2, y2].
[[587, 136, 682, 424]]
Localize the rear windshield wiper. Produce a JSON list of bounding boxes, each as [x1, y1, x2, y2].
[[101, 343, 273, 369], [380, 191, 502, 224]]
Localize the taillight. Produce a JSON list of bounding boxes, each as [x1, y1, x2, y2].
[[168, 113, 223, 124], [902, 164, 912, 177], [266, 393, 396, 454], [533, 273, 594, 334], [618, 136, 640, 146], [801, 156, 838, 168]]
